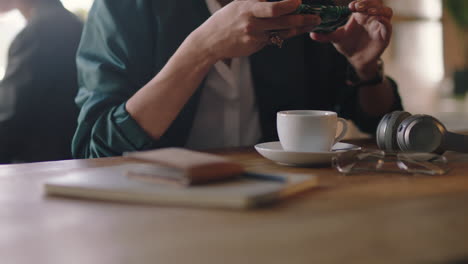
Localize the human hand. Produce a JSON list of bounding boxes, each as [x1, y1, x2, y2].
[[310, 0, 393, 79], [192, 0, 321, 61]]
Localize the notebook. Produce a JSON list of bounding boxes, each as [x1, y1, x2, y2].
[[44, 163, 318, 209], [123, 148, 246, 185]]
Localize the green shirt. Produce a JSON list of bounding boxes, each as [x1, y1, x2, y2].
[[73, 0, 402, 158]]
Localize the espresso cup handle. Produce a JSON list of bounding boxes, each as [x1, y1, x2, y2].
[[334, 118, 348, 144]]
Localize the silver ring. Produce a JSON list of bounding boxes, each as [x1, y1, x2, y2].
[[268, 31, 284, 48]]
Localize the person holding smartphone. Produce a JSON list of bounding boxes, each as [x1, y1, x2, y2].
[[73, 0, 402, 158]]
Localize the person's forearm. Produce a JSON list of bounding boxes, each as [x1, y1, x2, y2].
[[126, 0, 321, 140], [126, 33, 218, 140], [351, 59, 396, 116], [358, 77, 395, 116]]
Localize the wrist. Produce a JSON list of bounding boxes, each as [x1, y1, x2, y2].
[[186, 29, 221, 65], [350, 59, 381, 81], [347, 59, 385, 87]]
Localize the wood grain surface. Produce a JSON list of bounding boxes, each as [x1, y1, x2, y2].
[[1, 143, 468, 264]]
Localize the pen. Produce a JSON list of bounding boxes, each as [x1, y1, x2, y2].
[[244, 172, 287, 183]]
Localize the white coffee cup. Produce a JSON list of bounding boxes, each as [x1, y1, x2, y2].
[[277, 110, 348, 152]]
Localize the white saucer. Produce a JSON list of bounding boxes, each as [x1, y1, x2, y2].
[[254, 142, 361, 167]]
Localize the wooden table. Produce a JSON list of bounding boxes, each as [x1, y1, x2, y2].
[[1, 143, 468, 264]]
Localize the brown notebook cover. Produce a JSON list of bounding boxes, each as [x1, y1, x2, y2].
[[124, 148, 245, 185]]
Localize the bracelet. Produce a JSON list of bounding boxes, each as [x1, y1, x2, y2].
[[346, 59, 385, 88]]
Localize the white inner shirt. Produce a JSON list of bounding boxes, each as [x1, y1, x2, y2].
[[185, 0, 262, 150]]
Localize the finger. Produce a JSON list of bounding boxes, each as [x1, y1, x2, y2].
[[251, 0, 300, 18], [367, 7, 393, 19], [309, 26, 347, 43], [309, 16, 359, 43], [254, 14, 321, 31], [270, 26, 310, 41], [309, 32, 334, 43], [376, 16, 392, 42], [349, 0, 393, 19], [348, 1, 358, 12], [351, 0, 385, 12]]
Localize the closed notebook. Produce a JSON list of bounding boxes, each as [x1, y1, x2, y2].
[[44, 163, 318, 209], [123, 148, 246, 185], [45, 148, 318, 209]]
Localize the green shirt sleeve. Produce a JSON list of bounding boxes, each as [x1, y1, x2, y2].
[[72, 0, 158, 158]]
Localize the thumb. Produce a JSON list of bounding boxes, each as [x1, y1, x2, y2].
[[309, 27, 346, 43]]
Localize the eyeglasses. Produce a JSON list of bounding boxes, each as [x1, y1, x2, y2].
[[332, 149, 449, 176]]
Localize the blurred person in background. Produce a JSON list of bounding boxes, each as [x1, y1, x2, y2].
[[0, 0, 83, 163]]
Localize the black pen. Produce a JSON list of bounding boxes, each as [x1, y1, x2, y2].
[[243, 171, 287, 183]]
